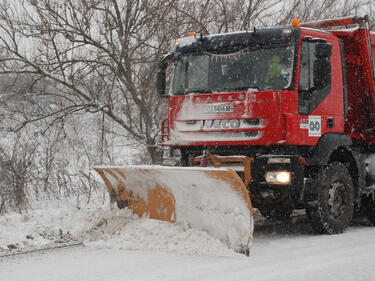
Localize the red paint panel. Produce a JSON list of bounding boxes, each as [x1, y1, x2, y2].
[[166, 91, 287, 146], [332, 28, 375, 143]]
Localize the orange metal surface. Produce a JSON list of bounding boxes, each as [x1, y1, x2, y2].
[[189, 153, 253, 187], [95, 165, 252, 221], [94, 168, 176, 222], [94, 168, 116, 203], [93, 165, 254, 251]]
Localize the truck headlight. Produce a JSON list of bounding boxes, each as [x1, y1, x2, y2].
[[265, 171, 291, 185]]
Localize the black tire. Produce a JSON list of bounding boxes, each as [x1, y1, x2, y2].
[[258, 205, 293, 221], [362, 196, 375, 225], [306, 162, 354, 234]]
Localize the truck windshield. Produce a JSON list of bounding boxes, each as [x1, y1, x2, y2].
[[171, 45, 294, 95]]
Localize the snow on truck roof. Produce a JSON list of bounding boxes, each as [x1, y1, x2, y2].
[[173, 25, 355, 53], [173, 22, 373, 54], [174, 27, 300, 53]]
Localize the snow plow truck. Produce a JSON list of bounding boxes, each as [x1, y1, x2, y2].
[[95, 15, 375, 254]]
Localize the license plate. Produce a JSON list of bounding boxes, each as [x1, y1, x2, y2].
[[204, 104, 234, 113]]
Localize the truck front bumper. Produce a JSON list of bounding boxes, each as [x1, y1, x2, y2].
[[250, 155, 305, 208]]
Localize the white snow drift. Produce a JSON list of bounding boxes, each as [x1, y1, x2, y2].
[[0, 201, 240, 257]]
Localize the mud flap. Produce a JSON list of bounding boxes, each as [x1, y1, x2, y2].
[[94, 165, 254, 253]]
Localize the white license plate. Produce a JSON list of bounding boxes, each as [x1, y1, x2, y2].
[[204, 104, 234, 113]]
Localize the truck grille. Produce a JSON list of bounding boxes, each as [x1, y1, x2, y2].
[[174, 131, 261, 142], [175, 119, 264, 132]]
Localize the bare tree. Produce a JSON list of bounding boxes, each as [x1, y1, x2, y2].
[[276, 0, 373, 26], [0, 0, 176, 163], [369, 2, 375, 30]]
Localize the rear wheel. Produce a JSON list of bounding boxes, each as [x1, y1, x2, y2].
[[306, 162, 354, 234], [258, 205, 293, 221]]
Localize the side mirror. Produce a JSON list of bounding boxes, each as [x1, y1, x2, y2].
[[157, 53, 175, 97], [157, 70, 166, 97], [313, 43, 332, 90]]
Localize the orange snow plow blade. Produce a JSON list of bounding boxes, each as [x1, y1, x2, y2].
[[94, 165, 254, 253]]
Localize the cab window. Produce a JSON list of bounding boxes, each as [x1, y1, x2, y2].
[[298, 38, 332, 115]]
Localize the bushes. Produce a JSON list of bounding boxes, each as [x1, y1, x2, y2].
[[0, 134, 36, 213], [0, 119, 107, 214]]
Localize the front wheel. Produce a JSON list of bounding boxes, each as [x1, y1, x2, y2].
[[306, 162, 354, 234]]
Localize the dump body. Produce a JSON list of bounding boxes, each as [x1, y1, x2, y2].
[[330, 28, 375, 143]]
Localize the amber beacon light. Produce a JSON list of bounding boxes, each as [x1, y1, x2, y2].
[[292, 18, 301, 27]]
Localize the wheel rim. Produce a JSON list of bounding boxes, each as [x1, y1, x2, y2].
[[328, 181, 347, 218]]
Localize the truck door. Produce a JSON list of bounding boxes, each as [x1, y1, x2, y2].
[[298, 36, 344, 142]]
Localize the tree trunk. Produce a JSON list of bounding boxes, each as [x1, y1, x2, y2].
[[147, 146, 163, 164]]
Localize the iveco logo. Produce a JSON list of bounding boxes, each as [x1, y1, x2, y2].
[[201, 119, 240, 130]]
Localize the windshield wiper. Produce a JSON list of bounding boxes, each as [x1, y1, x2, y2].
[[182, 89, 213, 95], [174, 86, 260, 95], [218, 86, 260, 92]]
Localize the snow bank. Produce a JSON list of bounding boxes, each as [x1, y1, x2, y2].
[[82, 207, 239, 257], [0, 201, 240, 257], [0, 201, 90, 252]]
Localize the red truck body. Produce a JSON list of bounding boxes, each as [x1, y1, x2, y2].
[[157, 16, 375, 234]]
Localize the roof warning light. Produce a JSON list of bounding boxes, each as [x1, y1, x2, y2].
[[292, 18, 301, 27]]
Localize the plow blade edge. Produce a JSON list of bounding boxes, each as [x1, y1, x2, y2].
[[94, 165, 254, 252]]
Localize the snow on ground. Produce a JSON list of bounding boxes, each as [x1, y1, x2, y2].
[[2, 202, 375, 280], [0, 201, 90, 252], [2, 214, 375, 281], [0, 201, 238, 257], [83, 206, 238, 257]]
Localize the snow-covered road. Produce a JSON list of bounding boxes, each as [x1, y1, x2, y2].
[[2, 218, 375, 281]]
